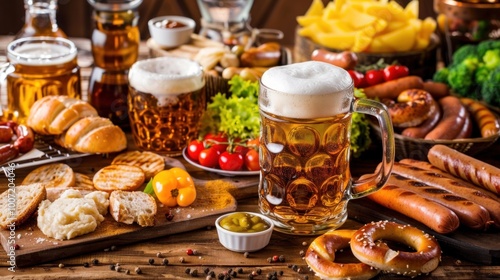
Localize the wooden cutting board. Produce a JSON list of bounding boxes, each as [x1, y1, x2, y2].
[[0, 156, 260, 267], [348, 198, 500, 265]]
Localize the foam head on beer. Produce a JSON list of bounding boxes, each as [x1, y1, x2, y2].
[[129, 57, 204, 98], [260, 61, 353, 119], [8, 38, 77, 66]]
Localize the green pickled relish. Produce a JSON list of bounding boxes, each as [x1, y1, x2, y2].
[[219, 213, 270, 233]]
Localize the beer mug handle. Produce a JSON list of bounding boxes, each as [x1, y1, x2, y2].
[[349, 98, 395, 199], [0, 58, 13, 113]]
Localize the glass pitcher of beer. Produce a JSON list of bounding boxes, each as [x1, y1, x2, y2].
[[258, 61, 395, 235], [3, 37, 81, 123]]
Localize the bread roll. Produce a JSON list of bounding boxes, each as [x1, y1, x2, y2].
[[56, 116, 127, 154], [109, 190, 156, 227], [27, 96, 98, 135]]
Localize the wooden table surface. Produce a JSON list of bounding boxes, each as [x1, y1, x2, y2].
[[1, 36, 500, 279]]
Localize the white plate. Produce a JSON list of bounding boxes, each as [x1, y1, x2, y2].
[[182, 148, 259, 177]]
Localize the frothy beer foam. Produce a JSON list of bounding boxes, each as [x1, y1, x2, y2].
[[260, 61, 353, 119], [9, 43, 76, 66], [129, 57, 204, 96]]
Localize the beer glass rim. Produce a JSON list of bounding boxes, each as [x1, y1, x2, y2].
[[7, 36, 78, 64], [87, 0, 143, 11], [130, 57, 203, 80]]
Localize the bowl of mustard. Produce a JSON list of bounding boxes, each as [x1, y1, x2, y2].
[[215, 212, 274, 252]]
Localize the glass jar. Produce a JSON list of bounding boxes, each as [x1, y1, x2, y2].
[[15, 0, 67, 39], [87, 0, 142, 129], [434, 0, 500, 64]]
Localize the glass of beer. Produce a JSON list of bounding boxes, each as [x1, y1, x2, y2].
[[128, 57, 206, 156], [4, 36, 82, 123], [258, 61, 395, 235]]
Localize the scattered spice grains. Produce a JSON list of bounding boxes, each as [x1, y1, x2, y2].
[[83, 262, 90, 268], [135, 267, 142, 274], [58, 263, 64, 268], [148, 258, 155, 265], [243, 252, 250, 258], [91, 258, 99, 265], [162, 258, 169, 265], [156, 252, 163, 258]]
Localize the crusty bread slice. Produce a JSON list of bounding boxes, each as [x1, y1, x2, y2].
[[55, 116, 127, 154], [22, 163, 75, 189], [0, 183, 47, 229], [109, 190, 156, 227], [93, 164, 145, 192], [45, 173, 97, 202], [111, 151, 165, 179]]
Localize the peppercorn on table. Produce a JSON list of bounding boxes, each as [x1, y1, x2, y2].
[[0, 36, 500, 279]]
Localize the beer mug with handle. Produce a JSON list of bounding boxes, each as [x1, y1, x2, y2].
[[258, 61, 395, 235]]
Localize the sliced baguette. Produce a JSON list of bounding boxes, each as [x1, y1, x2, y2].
[[93, 164, 145, 192], [22, 163, 75, 189], [111, 151, 165, 179], [55, 116, 127, 154], [109, 190, 156, 227], [27, 95, 98, 135], [0, 183, 47, 229], [45, 173, 97, 202]]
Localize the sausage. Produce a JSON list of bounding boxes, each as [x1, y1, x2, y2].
[[366, 183, 460, 234], [362, 76, 424, 100], [428, 144, 500, 195], [424, 96, 467, 140], [422, 81, 450, 99], [392, 158, 500, 228], [390, 164, 492, 230], [13, 124, 35, 153], [0, 121, 18, 131], [399, 158, 500, 202], [0, 144, 19, 165], [401, 99, 442, 138], [455, 111, 473, 139], [311, 49, 358, 70], [460, 98, 500, 138], [0, 126, 14, 143], [240, 42, 281, 67]]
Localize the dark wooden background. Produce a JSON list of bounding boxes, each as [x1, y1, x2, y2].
[[0, 0, 436, 46]]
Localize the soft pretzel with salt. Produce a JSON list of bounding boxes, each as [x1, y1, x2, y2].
[[305, 229, 380, 280], [350, 221, 441, 277]]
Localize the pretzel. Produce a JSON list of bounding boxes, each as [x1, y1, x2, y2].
[[305, 229, 380, 280], [385, 89, 434, 128], [350, 221, 441, 277]]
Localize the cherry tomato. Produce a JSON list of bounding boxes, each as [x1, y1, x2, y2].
[[187, 139, 204, 162], [246, 138, 260, 150], [233, 144, 249, 157], [244, 148, 260, 171], [199, 147, 219, 168], [364, 69, 385, 86], [383, 65, 410, 81], [204, 133, 228, 154], [347, 70, 366, 88], [219, 151, 244, 171], [152, 167, 197, 207]]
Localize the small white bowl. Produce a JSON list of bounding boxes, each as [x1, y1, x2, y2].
[[148, 16, 195, 49], [215, 212, 274, 252]]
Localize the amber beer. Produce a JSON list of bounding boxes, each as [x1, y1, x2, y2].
[[5, 37, 81, 123], [258, 61, 395, 235], [128, 57, 206, 156]]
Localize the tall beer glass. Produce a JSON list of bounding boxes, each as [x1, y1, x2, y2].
[[258, 61, 395, 235], [128, 57, 206, 156], [5, 37, 81, 123]]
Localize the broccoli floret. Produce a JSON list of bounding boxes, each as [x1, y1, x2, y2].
[[475, 63, 490, 85], [477, 39, 500, 59], [483, 49, 500, 69], [448, 57, 480, 97], [452, 44, 478, 65], [433, 67, 449, 84], [481, 66, 500, 107]]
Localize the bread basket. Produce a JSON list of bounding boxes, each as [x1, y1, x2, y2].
[[370, 120, 500, 161]]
